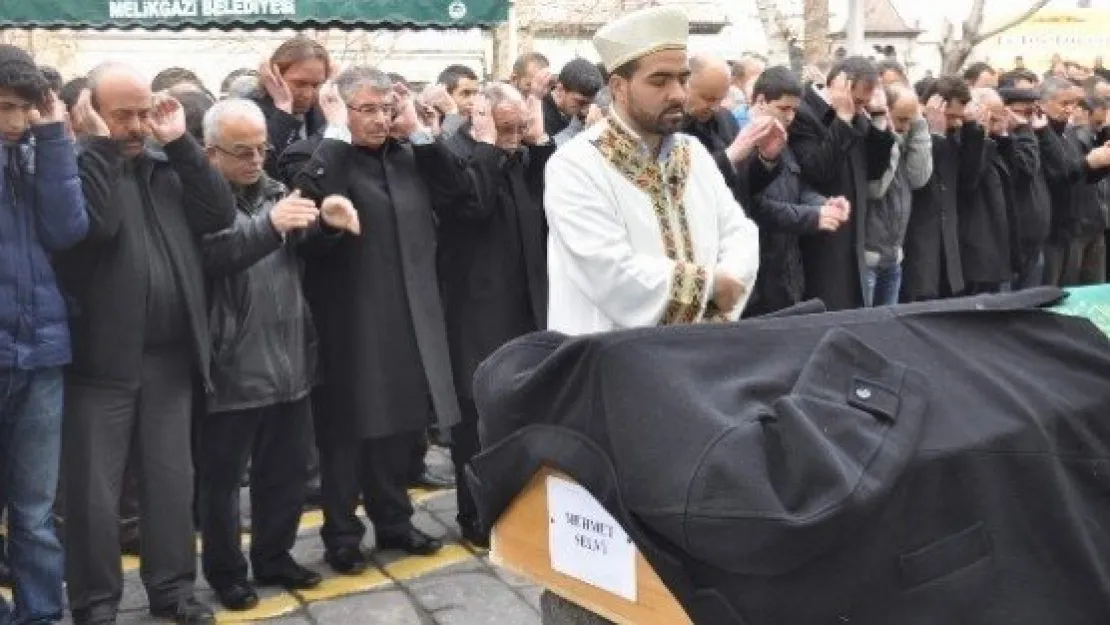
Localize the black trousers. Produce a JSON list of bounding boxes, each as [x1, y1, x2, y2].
[[62, 349, 197, 616], [451, 397, 481, 526], [198, 398, 311, 589], [314, 403, 418, 552]]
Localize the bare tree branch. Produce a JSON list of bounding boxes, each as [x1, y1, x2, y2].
[[971, 0, 1050, 45]]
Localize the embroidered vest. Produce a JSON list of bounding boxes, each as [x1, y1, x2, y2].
[[592, 117, 724, 324]]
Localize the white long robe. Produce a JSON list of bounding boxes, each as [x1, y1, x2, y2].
[[544, 118, 760, 335]]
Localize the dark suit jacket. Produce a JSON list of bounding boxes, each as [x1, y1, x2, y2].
[[468, 287, 1110, 625], [438, 133, 555, 398], [902, 124, 986, 300]]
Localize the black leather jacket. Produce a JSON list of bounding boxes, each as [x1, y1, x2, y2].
[[200, 175, 318, 413]]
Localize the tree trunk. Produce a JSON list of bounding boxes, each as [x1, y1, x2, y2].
[[754, 0, 793, 65], [803, 0, 830, 66], [937, 0, 1051, 75]]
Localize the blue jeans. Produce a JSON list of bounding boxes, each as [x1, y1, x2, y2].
[[0, 367, 65, 625], [865, 263, 903, 307]]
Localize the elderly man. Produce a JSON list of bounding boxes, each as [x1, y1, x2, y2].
[[1036, 77, 1110, 285], [437, 83, 555, 547], [196, 99, 358, 611], [57, 63, 236, 625], [278, 67, 470, 573], [544, 6, 760, 334]]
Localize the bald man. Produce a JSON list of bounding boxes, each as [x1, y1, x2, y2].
[[682, 56, 785, 234], [56, 63, 236, 625]]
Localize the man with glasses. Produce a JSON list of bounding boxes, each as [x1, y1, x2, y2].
[[278, 68, 467, 574], [196, 98, 358, 611]]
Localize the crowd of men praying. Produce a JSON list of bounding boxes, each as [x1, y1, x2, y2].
[[1, 27, 1109, 625]]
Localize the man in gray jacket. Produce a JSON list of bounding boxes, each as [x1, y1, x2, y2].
[[865, 84, 933, 306], [197, 99, 359, 612]]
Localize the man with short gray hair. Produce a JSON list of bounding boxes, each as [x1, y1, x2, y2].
[[278, 66, 474, 572], [196, 98, 358, 611], [438, 82, 554, 547], [1037, 76, 1110, 284]]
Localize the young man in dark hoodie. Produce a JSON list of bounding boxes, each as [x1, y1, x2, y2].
[[0, 44, 88, 625]]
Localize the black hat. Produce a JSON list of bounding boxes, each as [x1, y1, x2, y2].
[[0, 44, 37, 73], [1000, 87, 1039, 105]]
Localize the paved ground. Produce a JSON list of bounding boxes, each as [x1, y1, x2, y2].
[[3, 448, 544, 624]]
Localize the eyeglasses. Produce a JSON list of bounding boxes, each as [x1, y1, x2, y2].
[[347, 104, 397, 117], [214, 143, 272, 161]]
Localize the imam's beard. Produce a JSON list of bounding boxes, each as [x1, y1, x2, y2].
[[628, 98, 684, 138]]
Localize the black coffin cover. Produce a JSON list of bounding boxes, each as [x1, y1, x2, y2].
[[468, 290, 1110, 625]]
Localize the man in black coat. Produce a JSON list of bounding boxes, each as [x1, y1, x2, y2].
[[438, 84, 554, 547], [195, 99, 361, 611], [789, 56, 895, 310], [57, 63, 236, 625], [959, 88, 1015, 294], [278, 67, 466, 574], [999, 87, 1052, 289], [902, 75, 986, 301]]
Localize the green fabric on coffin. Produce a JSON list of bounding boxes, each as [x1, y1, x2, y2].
[[1051, 285, 1110, 338]]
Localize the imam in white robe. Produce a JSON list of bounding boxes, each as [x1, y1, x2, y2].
[[544, 115, 760, 335]]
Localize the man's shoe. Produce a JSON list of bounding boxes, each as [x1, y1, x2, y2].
[[255, 559, 323, 590], [411, 468, 455, 490], [213, 582, 259, 611], [376, 526, 443, 556], [324, 546, 368, 575], [149, 596, 216, 624], [459, 519, 491, 550]]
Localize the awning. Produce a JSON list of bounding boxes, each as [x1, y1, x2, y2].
[[0, 0, 509, 30]]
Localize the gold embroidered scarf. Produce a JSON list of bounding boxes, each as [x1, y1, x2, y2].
[[593, 116, 724, 324]]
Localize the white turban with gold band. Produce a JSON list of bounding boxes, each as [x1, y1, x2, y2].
[[593, 6, 690, 73]]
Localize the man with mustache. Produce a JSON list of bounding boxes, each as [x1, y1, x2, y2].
[[56, 62, 236, 625], [544, 6, 760, 334]]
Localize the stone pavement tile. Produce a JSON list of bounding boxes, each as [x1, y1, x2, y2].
[[119, 577, 148, 611], [490, 561, 539, 589], [419, 490, 458, 515], [407, 570, 541, 625], [308, 588, 429, 625], [517, 584, 544, 611]]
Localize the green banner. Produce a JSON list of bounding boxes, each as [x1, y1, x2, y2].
[[0, 0, 507, 29]]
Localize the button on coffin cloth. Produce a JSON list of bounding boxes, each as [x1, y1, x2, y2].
[[467, 286, 1110, 625]]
